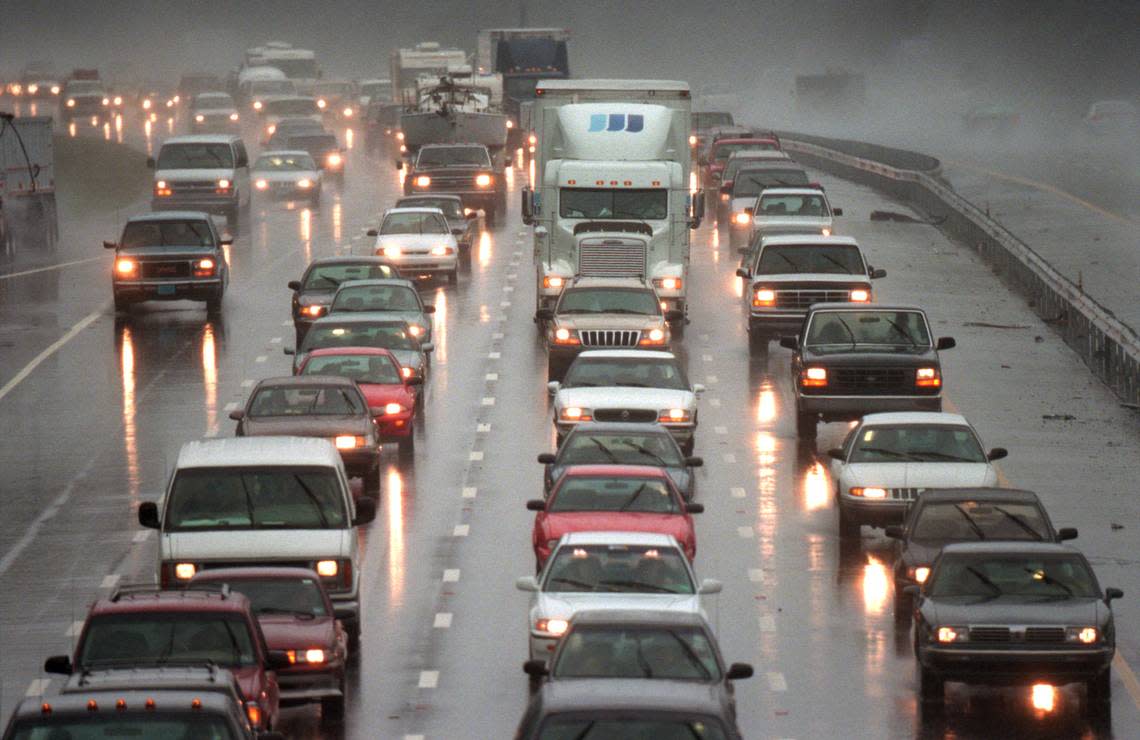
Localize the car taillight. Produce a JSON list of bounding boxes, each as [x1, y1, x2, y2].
[[154, 180, 172, 197], [801, 367, 828, 387], [915, 367, 941, 387]]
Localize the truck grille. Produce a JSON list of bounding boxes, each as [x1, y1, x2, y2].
[[169, 181, 219, 194], [968, 627, 1010, 643], [578, 238, 647, 277], [140, 261, 191, 279], [579, 330, 641, 347], [417, 173, 483, 191], [1024, 627, 1066, 643], [593, 409, 658, 423], [831, 367, 909, 394], [888, 488, 924, 501], [775, 289, 853, 310]]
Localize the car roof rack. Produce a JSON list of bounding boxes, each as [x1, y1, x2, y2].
[[110, 582, 229, 602], [74, 662, 223, 687]]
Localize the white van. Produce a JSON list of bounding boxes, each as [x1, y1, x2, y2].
[[137, 437, 375, 648], [149, 135, 251, 223]]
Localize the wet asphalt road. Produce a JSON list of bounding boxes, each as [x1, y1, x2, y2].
[[1, 110, 1139, 739]]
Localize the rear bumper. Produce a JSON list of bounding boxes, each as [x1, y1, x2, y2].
[[376, 414, 414, 440], [277, 665, 344, 703], [919, 645, 1113, 684], [798, 394, 941, 421], [114, 279, 222, 302]]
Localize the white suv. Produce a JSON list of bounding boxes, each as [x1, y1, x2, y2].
[[149, 135, 251, 222], [137, 437, 375, 648]]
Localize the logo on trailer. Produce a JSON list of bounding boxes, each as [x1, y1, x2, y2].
[[587, 113, 644, 133]]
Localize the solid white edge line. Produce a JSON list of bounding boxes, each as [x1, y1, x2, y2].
[[0, 308, 103, 403], [0, 256, 102, 281]]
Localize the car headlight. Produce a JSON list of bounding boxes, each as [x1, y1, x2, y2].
[[216, 178, 231, 190], [560, 407, 591, 422], [287, 648, 326, 664], [174, 562, 197, 580], [255, 179, 268, 190], [141, 98, 152, 109], [475, 173, 492, 187], [252, 100, 263, 110], [317, 98, 328, 109], [915, 367, 941, 388], [430, 245, 453, 256], [542, 276, 565, 289], [113, 96, 122, 106], [534, 618, 569, 637], [936, 626, 966, 643], [382, 245, 401, 258], [266, 124, 276, 135], [733, 211, 751, 225], [849, 288, 870, 302], [407, 324, 424, 337], [315, 560, 339, 577], [334, 435, 366, 449], [229, 112, 239, 121], [638, 327, 667, 346], [801, 366, 828, 387], [383, 403, 404, 415], [102, 97, 110, 105], [414, 175, 431, 188], [327, 153, 342, 167], [401, 366, 414, 379], [552, 327, 579, 345], [752, 288, 776, 307], [193, 258, 216, 277], [913, 566, 930, 584], [66, 99, 76, 107], [28, 84, 38, 94], [303, 305, 325, 317], [194, 114, 205, 122], [849, 487, 887, 499], [821, 227, 832, 236], [115, 258, 138, 276], [297, 178, 313, 189], [343, 107, 353, 117], [50, 85, 61, 95], [1067, 627, 1099, 644], [154, 180, 172, 196], [658, 408, 691, 423]]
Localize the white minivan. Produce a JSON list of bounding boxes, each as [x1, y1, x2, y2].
[[149, 135, 251, 223], [137, 437, 375, 648]]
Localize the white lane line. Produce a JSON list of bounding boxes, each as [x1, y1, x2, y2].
[[503, 285, 514, 292], [500, 300, 511, 307], [714, 425, 727, 435], [709, 398, 721, 407], [488, 351, 501, 359], [485, 373, 499, 381], [241, 379, 254, 388], [469, 451, 484, 461], [461, 487, 478, 499], [405, 736, 425, 740], [737, 526, 754, 538], [748, 569, 765, 583], [442, 569, 460, 583], [476, 423, 491, 433], [24, 679, 50, 697], [65, 620, 84, 637], [767, 671, 787, 691], [452, 524, 470, 537], [101, 574, 121, 589], [0, 256, 102, 281], [706, 375, 719, 384], [418, 671, 439, 689], [481, 397, 495, 406], [269, 337, 282, 344], [759, 614, 777, 633], [731, 487, 746, 499], [223, 402, 241, 412], [133, 530, 152, 543], [255, 355, 267, 363], [702, 354, 713, 362], [723, 453, 736, 463], [517, 230, 527, 236], [434, 613, 453, 629], [699, 333, 710, 341], [281, 320, 292, 326], [492, 332, 504, 339], [0, 308, 102, 403]]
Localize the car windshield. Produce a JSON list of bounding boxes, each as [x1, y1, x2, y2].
[[381, 212, 448, 235], [756, 244, 864, 275], [416, 146, 490, 167], [559, 188, 668, 220], [559, 433, 684, 467], [550, 477, 679, 514], [78, 614, 257, 668], [715, 141, 777, 160], [757, 193, 827, 217], [544, 544, 694, 594], [303, 263, 396, 289], [850, 425, 986, 463], [166, 468, 347, 530], [912, 502, 1051, 543], [928, 554, 1099, 599], [8, 715, 237, 739], [205, 576, 328, 617], [301, 353, 402, 385], [331, 284, 420, 312], [806, 310, 931, 347], [266, 59, 318, 79], [194, 93, 233, 110], [314, 82, 354, 97], [564, 358, 687, 390], [303, 323, 418, 352], [254, 153, 316, 171], [733, 169, 809, 196], [399, 198, 463, 219], [558, 288, 659, 316], [537, 717, 728, 740], [157, 144, 234, 169], [265, 98, 319, 115], [248, 385, 364, 417], [554, 625, 720, 680], [120, 220, 213, 248]]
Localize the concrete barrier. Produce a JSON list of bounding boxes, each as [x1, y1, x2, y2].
[[781, 136, 1139, 406]]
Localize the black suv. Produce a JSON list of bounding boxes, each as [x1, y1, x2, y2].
[[105, 211, 230, 314], [399, 143, 507, 225]]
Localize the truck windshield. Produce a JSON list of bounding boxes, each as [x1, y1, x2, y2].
[[250, 80, 295, 96], [79, 613, 257, 668], [265, 98, 319, 115], [9, 715, 237, 739], [756, 244, 863, 275], [121, 221, 214, 249], [560, 189, 667, 220], [558, 288, 659, 316], [416, 147, 490, 167], [267, 58, 318, 79], [157, 144, 234, 169], [166, 468, 348, 530], [806, 311, 931, 347], [734, 169, 809, 196]]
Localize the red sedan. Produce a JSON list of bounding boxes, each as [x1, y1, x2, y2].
[[526, 465, 703, 570], [296, 346, 420, 457]]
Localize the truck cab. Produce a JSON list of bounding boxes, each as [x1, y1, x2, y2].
[[401, 143, 507, 225]]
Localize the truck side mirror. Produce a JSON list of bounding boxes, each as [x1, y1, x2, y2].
[[870, 268, 887, 279], [690, 190, 705, 229], [884, 525, 904, 539], [526, 499, 546, 511], [228, 409, 244, 421], [936, 337, 956, 350], [1057, 527, 1078, 541], [521, 187, 534, 225], [535, 308, 554, 321], [735, 268, 750, 279], [138, 502, 160, 529], [537, 453, 556, 464], [44, 655, 73, 675], [779, 336, 798, 350], [1105, 587, 1123, 603], [522, 659, 548, 677], [366, 229, 378, 236], [832, 207, 844, 216], [826, 448, 845, 461], [103, 240, 118, 250], [987, 447, 1008, 461], [394, 160, 404, 170], [287, 280, 301, 291], [146, 157, 155, 168], [423, 304, 436, 314]]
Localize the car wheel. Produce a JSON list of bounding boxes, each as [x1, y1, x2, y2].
[[447, 269, 458, 285], [224, 206, 239, 224], [680, 439, 695, 456], [795, 409, 817, 439], [485, 206, 497, 227], [320, 690, 346, 723], [893, 586, 912, 623], [837, 503, 860, 539], [398, 431, 415, 460], [346, 621, 361, 655], [362, 463, 381, 497], [205, 291, 223, 315], [546, 358, 564, 382], [113, 294, 131, 313], [1086, 668, 1112, 709], [919, 666, 943, 706], [748, 331, 768, 355]]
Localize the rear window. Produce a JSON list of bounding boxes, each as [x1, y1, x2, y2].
[[166, 468, 347, 530], [121, 220, 214, 248], [757, 193, 827, 217], [248, 385, 365, 417], [550, 476, 679, 514], [733, 169, 809, 196], [8, 714, 237, 739], [303, 263, 396, 289], [301, 353, 402, 385], [79, 613, 257, 668], [331, 284, 421, 312], [537, 717, 727, 739]]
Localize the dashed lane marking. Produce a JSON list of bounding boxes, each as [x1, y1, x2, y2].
[[101, 574, 120, 589], [255, 355, 267, 363], [485, 373, 499, 381], [0, 256, 103, 281], [241, 379, 254, 388], [269, 337, 281, 344], [503, 285, 514, 292], [65, 620, 84, 637], [714, 426, 727, 435], [748, 569, 765, 583], [709, 398, 721, 407], [476, 423, 491, 433], [706, 375, 718, 384], [723, 453, 736, 463], [488, 351, 501, 359], [462, 487, 477, 499], [482, 397, 495, 406], [434, 613, 453, 629], [452, 524, 470, 537], [737, 526, 754, 538], [405, 736, 425, 740], [24, 679, 50, 697], [418, 671, 439, 689], [133, 530, 152, 543], [281, 320, 292, 327], [731, 487, 746, 499], [469, 451, 484, 461], [442, 569, 460, 583], [500, 300, 511, 307], [492, 332, 504, 339], [767, 671, 787, 691], [703, 354, 713, 362], [759, 614, 777, 633]]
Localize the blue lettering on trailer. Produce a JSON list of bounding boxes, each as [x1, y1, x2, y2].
[[587, 114, 644, 133]]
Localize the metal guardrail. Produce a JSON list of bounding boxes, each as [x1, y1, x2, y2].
[[781, 137, 1140, 406]]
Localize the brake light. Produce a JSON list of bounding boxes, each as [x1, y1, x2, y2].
[[154, 180, 172, 197], [915, 367, 941, 387], [653, 277, 682, 291], [801, 367, 828, 387]]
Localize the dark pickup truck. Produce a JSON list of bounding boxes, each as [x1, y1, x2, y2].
[[398, 143, 507, 226], [781, 303, 955, 438]]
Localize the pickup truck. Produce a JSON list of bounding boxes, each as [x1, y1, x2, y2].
[[400, 143, 507, 225]]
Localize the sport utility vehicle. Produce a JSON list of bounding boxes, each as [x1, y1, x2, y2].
[[399, 143, 507, 225], [42, 585, 287, 732], [149, 135, 251, 222]]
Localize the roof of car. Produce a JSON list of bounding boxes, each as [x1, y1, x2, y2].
[[303, 256, 394, 268], [714, 137, 779, 146], [13, 690, 237, 719], [176, 436, 343, 470], [758, 186, 827, 196], [161, 134, 241, 145], [939, 542, 1080, 556], [256, 149, 312, 158], [564, 421, 676, 436], [574, 349, 675, 360], [559, 464, 672, 479], [126, 211, 215, 223], [809, 302, 926, 313], [383, 206, 446, 216], [90, 587, 252, 616], [252, 374, 359, 390], [534, 678, 726, 716], [860, 412, 969, 426], [759, 234, 859, 248], [398, 194, 463, 203], [310, 314, 411, 327], [726, 151, 788, 161], [61, 665, 242, 695], [560, 531, 679, 547], [918, 488, 1043, 504], [569, 609, 709, 629], [334, 278, 416, 290], [419, 142, 488, 149], [304, 346, 396, 359], [566, 276, 652, 289]]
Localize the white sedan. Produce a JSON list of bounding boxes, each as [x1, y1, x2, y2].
[[515, 532, 721, 663], [827, 412, 1007, 538], [369, 207, 459, 283], [252, 150, 322, 206]]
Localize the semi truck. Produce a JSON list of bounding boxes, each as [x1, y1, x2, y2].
[[521, 79, 703, 331], [0, 114, 57, 254]]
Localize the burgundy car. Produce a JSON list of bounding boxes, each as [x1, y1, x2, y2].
[[191, 567, 349, 720], [43, 585, 286, 733]]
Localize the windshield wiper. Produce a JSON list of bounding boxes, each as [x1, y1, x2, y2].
[[954, 505, 987, 541], [293, 474, 330, 528], [588, 437, 619, 463], [615, 381, 651, 387], [992, 506, 1044, 541], [569, 721, 596, 740], [915, 451, 976, 462], [1025, 568, 1073, 596], [819, 253, 854, 273], [614, 439, 667, 466], [603, 308, 653, 315], [964, 565, 1002, 594], [634, 637, 654, 678], [597, 579, 677, 593], [857, 446, 920, 460], [884, 318, 918, 346], [618, 483, 650, 512], [548, 577, 595, 591], [258, 607, 316, 619], [665, 630, 713, 680]]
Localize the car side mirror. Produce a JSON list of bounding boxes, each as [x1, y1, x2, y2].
[[884, 525, 905, 540], [526, 499, 546, 512], [936, 337, 956, 350], [421, 342, 434, 353], [826, 447, 845, 461], [685, 503, 704, 514], [266, 649, 292, 671], [44, 655, 73, 675], [685, 456, 703, 467], [735, 268, 750, 279], [138, 501, 160, 529], [1057, 527, 1078, 541], [664, 309, 684, 322], [1105, 587, 1123, 603], [779, 336, 798, 350], [352, 497, 377, 526], [535, 308, 554, 321], [102, 240, 118, 250], [423, 305, 436, 314], [515, 576, 538, 592], [691, 383, 706, 394], [537, 453, 556, 464], [698, 578, 722, 595], [366, 228, 378, 237], [725, 662, 754, 680], [394, 160, 404, 170], [283, 347, 295, 355], [987, 447, 1008, 461], [405, 376, 424, 386], [228, 409, 244, 421], [219, 237, 233, 246], [546, 381, 560, 395], [287, 280, 301, 291], [520, 187, 534, 225], [451, 228, 464, 236], [522, 659, 548, 677], [832, 207, 843, 216], [146, 157, 155, 168], [870, 268, 886, 279]]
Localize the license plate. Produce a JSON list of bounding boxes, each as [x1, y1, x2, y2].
[[157, 285, 176, 295]]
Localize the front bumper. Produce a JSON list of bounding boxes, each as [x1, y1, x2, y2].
[[383, 254, 458, 274], [798, 394, 941, 421], [277, 664, 344, 704], [259, 182, 319, 199], [529, 633, 560, 662], [749, 311, 807, 336], [837, 497, 909, 527], [152, 195, 238, 213], [339, 446, 379, 477], [919, 645, 1113, 684], [114, 279, 221, 302]]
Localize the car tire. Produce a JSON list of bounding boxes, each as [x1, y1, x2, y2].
[[837, 503, 860, 539], [919, 666, 943, 706], [113, 294, 131, 314], [672, 320, 685, 340], [398, 432, 415, 460], [320, 690, 346, 723], [205, 291, 223, 315], [893, 587, 912, 622], [362, 462, 381, 497], [346, 621, 361, 655], [225, 205, 239, 224], [795, 409, 817, 439], [310, 192, 321, 208], [547, 358, 564, 382], [1086, 668, 1111, 708], [447, 269, 458, 285]]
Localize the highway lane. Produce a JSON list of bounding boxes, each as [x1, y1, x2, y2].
[[1, 116, 1138, 738]]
